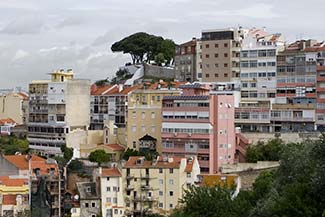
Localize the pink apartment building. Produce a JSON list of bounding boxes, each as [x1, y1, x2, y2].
[[161, 83, 236, 174]]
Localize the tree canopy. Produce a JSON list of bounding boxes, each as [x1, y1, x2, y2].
[[88, 150, 110, 166], [111, 32, 175, 65], [0, 135, 29, 155]]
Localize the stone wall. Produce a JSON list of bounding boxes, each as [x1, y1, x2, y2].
[[143, 63, 175, 79], [243, 132, 321, 144]]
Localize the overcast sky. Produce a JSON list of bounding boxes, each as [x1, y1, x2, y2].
[[0, 0, 324, 90]]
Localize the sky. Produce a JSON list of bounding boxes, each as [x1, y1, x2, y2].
[[0, 0, 324, 90]]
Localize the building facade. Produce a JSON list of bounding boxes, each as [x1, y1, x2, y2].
[[27, 69, 90, 156], [175, 38, 197, 82], [161, 83, 236, 174], [236, 29, 285, 133], [201, 28, 246, 82], [273, 40, 318, 132], [0, 92, 28, 125], [122, 156, 200, 216], [126, 82, 181, 153]]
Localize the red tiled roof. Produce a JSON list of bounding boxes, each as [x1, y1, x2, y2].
[[3, 195, 17, 205], [104, 144, 125, 151], [184, 161, 194, 173], [0, 176, 28, 186], [124, 156, 185, 169], [91, 84, 113, 95], [3, 155, 59, 175], [101, 167, 122, 177], [17, 92, 29, 100], [0, 118, 16, 125]]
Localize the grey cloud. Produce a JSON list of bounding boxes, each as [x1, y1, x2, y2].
[[0, 15, 44, 35], [55, 16, 86, 29]]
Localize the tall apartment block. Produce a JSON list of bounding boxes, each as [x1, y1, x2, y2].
[[90, 84, 138, 130], [272, 40, 318, 132], [175, 38, 197, 82], [305, 42, 325, 130], [27, 69, 90, 156], [235, 29, 285, 132], [126, 82, 181, 153], [122, 156, 200, 216], [161, 83, 236, 174], [201, 28, 246, 82]]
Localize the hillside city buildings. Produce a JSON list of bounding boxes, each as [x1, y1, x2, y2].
[[1, 26, 325, 217]]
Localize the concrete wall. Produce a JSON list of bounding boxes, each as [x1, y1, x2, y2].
[[65, 79, 90, 128], [0, 155, 19, 176], [0, 93, 25, 125], [143, 63, 175, 79], [243, 132, 321, 144], [221, 161, 280, 174]]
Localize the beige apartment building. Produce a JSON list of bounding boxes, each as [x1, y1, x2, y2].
[[201, 28, 246, 82], [122, 156, 200, 216], [0, 92, 28, 125], [126, 82, 181, 153]]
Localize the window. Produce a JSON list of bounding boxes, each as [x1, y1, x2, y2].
[[224, 73, 228, 77], [206, 74, 210, 78], [114, 209, 118, 214], [106, 197, 111, 203], [159, 203, 163, 208], [187, 173, 191, 178], [159, 168, 163, 173], [92, 202, 96, 208], [157, 96, 161, 101], [142, 112, 145, 119], [224, 63, 228, 67], [132, 126, 136, 133], [142, 125, 146, 133], [224, 53, 228, 57], [132, 111, 136, 118], [215, 63, 219, 68], [113, 187, 117, 191], [113, 197, 117, 204], [215, 73, 218, 77], [169, 168, 173, 174], [151, 126, 156, 133], [206, 54, 210, 58], [224, 43, 228, 47], [215, 43, 218, 48], [159, 179, 163, 184], [169, 191, 174, 196], [205, 64, 210, 68], [205, 44, 209, 48], [151, 96, 155, 101], [133, 141, 136, 148], [169, 204, 173, 208], [151, 112, 155, 119], [169, 179, 174, 185], [214, 53, 218, 58], [106, 187, 111, 192], [85, 203, 89, 208], [159, 191, 163, 196]]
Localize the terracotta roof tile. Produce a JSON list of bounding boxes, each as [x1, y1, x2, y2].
[[184, 161, 194, 173], [124, 156, 185, 169], [104, 144, 125, 151], [91, 84, 113, 95], [3, 155, 59, 175], [3, 195, 17, 205], [101, 167, 122, 177], [0, 118, 16, 125], [0, 176, 28, 186]]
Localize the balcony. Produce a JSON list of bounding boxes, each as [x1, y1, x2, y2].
[[133, 196, 157, 202], [125, 185, 134, 191], [272, 104, 315, 110], [141, 174, 150, 179]]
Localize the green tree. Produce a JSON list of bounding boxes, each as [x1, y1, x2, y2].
[[111, 32, 175, 65], [88, 150, 110, 166], [246, 139, 285, 163]]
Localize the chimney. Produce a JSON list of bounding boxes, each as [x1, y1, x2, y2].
[[118, 84, 123, 93]]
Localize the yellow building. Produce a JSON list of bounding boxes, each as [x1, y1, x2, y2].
[[0, 176, 29, 216], [0, 92, 28, 125], [126, 82, 182, 153], [122, 156, 200, 216]]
